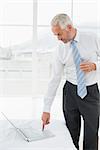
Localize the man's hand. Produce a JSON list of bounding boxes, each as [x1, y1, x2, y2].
[[42, 112, 50, 126], [80, 61, 96, 73]]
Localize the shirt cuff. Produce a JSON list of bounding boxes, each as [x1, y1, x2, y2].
[[43, 105, 51, 113], [94, 61, 100, 72]]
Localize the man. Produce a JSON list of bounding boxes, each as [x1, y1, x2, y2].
[[41, 14, 100, 150]]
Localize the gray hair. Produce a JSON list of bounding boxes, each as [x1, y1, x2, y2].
[[51, 14, 73, 29]]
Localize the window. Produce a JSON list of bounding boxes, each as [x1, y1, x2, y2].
[[38, 0, 72, 25], [73, 0, 100, 35], [73, 0, 99, 27], [37, 0, 72, 51], [0, 0, 33, 47], [0, 0, 100, 119]]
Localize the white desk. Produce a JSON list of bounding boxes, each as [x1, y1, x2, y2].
[[0, 120, 77, 150]]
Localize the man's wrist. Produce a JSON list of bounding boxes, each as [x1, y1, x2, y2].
[[43, 112, 50, 114]]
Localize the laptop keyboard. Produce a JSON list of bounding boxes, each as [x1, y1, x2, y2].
[[19, 127, 55, 141]]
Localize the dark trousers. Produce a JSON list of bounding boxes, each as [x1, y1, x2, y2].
[[63, 81, 100, 150]]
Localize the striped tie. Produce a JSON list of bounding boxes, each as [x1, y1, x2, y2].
[[71, 40, 87, 99]]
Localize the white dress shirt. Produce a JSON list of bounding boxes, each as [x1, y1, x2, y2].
[[43, 30, 100, 113]]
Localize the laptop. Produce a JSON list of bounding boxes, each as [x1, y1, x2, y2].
[[1, 112, 55, 142]]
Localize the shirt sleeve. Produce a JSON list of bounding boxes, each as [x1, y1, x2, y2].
[[95, 37, 100, 71], [43, 46, 64, 113]]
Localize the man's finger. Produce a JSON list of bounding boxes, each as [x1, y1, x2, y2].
[[46, 121, 50, 124], [42, 118, 49, 125], [80, 63, 90, 67]]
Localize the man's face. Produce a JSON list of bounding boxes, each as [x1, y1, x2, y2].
[[52, 25, 72, 43]]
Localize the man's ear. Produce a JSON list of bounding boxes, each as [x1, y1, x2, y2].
[[66, 25, 72, 31]]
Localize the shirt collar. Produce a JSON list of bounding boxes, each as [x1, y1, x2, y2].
[[73, 29, 80, 42]]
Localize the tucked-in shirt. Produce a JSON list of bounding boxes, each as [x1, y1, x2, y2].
[[43, 30, 100, 112]]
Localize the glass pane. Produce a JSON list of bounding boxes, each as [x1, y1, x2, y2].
[[0, 26, 33, 47], [37, 26, 58, 52], [38, 0, 72, 25], [97, 0, 100, 27], [73, 0, 99, 27], [0, 0, 33, 25], [78, 26, 100, 37], [32, 26, 57, 96]]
